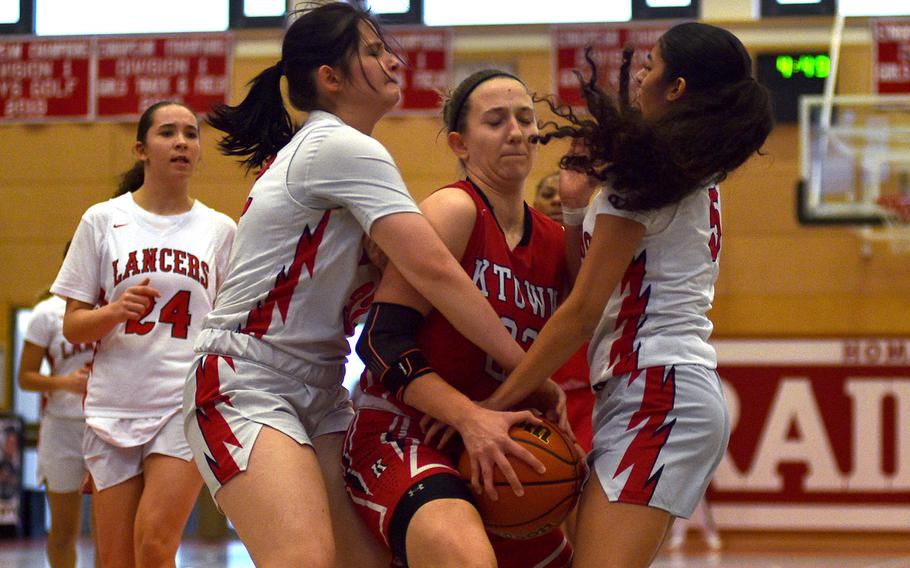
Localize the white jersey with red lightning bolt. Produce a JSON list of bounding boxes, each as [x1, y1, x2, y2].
[[195, 110, 420, 377], [582, 184, 721, 387]]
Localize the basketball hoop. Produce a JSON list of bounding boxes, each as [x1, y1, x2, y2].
[[876, 195, 910, 254]]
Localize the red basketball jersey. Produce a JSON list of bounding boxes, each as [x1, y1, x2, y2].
[[360, 179, 567, 412]]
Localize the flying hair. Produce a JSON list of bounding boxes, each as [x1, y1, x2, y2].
[[535, 23, 773, 211]]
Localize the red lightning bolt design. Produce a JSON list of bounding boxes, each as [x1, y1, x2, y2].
[[609, 251, 650, 376], [241, 210, 331, 338], [194, 354, 243, 485], [708, 186, 722, 262], [615, 366, 677, 505]]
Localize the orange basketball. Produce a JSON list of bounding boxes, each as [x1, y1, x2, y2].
[[457, 418, 586, 540]]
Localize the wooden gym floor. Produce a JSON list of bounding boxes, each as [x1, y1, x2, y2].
[[1, 532, 909, 567]]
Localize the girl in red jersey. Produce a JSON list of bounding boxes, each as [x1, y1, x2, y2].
[[184, 5, 550, 568], [485, 23, 773, 567], [345, 70, 573, 568], [52, 101, 236, 568]]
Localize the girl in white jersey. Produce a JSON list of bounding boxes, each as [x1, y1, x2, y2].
[[52, 101, 236, 568], [186, 3, 548, 567], [19, 246, 93, 568], [485, 23, 773, 567]]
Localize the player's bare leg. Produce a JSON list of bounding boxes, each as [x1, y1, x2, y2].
[[133, 454, 202, 568], [561, 506, 579, 545], [405, 499, 496, 568], [215, 426, 336, 568], [573, 471, 673, 568], [93, 474, 142, 568], [314, 432, 392, 568], [45, 491, 82, 568]]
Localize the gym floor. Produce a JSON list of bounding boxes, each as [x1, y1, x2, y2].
[[1, 533, 909, 567]]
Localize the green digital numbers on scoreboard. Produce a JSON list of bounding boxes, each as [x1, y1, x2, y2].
[[757, 52, 830, 123]]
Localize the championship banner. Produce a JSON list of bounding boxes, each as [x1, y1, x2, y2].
[[709, 338, 910, 530], [386, 27, 451, 113], [552, 24, 666, 108], [0, 38, 91, 123], [96, 33, 231, 119], [873, 19, 910, 94]]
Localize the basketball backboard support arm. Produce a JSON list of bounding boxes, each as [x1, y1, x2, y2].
[[796, 11, 910, 234]]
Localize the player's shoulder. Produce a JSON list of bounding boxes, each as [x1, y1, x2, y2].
[[421, 183, 478, 223], [528, 205, 561, 230], [192, 200, 238, 232], [528, 206, 565, 240], [319, 118, 392, 162], [32, 295, 63, 316], [81, 194, 127, 224]]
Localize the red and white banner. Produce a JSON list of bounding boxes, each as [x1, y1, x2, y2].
[[387, 27, 451, 113], [710, 338, 910, 530], [0, 33, 229, 123], [96, 34, 230, 119], [873, 18, 910, 94], [0, 38, 91, 122], [552, 25, 666, 108]]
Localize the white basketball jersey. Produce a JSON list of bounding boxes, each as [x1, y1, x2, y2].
[[196, 110, 420, 376], [583, 184, 721, 387], [51, 193, 236, 419], [23, 295, 93, 419]]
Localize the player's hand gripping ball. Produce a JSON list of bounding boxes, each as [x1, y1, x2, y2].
[[458, 418, 586, 540]]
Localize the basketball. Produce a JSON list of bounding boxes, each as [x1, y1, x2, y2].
[[457, 418, 586, 540]]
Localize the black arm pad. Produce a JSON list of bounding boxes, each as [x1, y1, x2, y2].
[[356, 302, 434, 401]]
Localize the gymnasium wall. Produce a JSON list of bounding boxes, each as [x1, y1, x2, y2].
[[2, 15, 908, 409]]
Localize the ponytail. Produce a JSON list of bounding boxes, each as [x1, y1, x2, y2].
[[208, 63, 293, 173], [207, 3, 390, 173], [114, 160, 144, 197]]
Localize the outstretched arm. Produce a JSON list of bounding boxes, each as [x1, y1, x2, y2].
[[363, 188, 544, 499], [486, 213, 645, 411], [369, 189, 525, 372]]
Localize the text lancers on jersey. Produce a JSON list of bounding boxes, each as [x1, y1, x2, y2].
[[59, 340, 94, 360], [112, 248, 210, 288], [471, 258, 560, 319]]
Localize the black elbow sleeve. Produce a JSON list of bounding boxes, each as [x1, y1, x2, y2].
[[356, 302, 434, 400]]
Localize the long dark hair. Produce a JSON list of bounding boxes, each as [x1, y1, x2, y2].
[[537, 22, 773, 211], [114, 100, 194, 197], [208, 2, 391, 172]]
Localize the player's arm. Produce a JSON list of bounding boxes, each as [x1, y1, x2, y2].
[[486, 213, 645, 411], [563, 225, 584, 284], [62, 277, 161, 344], [17, 342, 88, 395], [361, 188, 543, 499], [356, 302, 543, 500], [369, 189, 525, 372], [559, 144, 602, 283]]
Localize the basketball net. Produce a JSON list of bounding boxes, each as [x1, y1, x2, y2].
[[877, 195, 910, 254]]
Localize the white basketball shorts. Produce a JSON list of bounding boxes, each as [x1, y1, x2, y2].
[[83, 409, 193, 491], [184, 353, 354, 498], [588, 364, 730, 518], [37, 416, 87, 493]]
